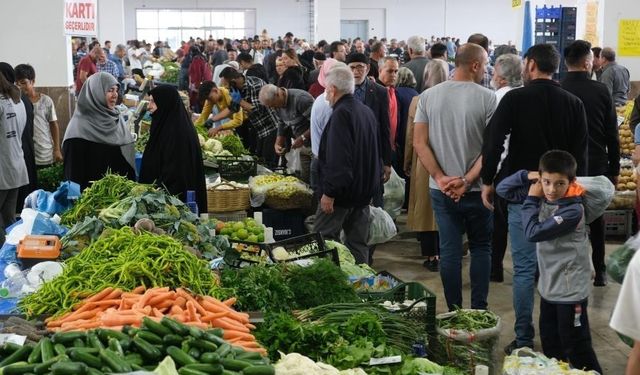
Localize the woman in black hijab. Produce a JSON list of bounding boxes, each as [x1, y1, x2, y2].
[[139, 85, 207, 213]]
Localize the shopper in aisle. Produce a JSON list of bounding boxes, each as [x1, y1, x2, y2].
[[488, 53, 523, 283], [139, 85, 207, 213], [238, 52, 268, 82], [188, 46, 213, 112], [413, 43, 496, 311], [368, 42, 385, 81], [403, 36, 429, 93], [610, 250, 640, 374], [0, 72, 28, 246], [195, 80, 244, 137], [498, 150, 602, 373], [1, 63, 37, 214], [314, 65, 381, 265], [259, 85, 313, 183], [329, 41, 347, 62], [422, 43, 450, 91], [96, 50, 120, 80], [561, 40, 620, 287], [404, 94, 439, 271], [394, 68, 419, 197], [127, 40, 145, 78], [109, 44, 128, 83], [75, 45, 101, 95], [307, 52, 327, 97], [210, 39, 228, 69], [449, 33, 494, 90], [278, 49, 307, 90], [481, 43, 588, 354], [219, 67, 280, 168], [14, 64, 62, 167], [347, 53, 392, 191], [63, 72, 135, 190], [378, 57, 402, 173], [310, 59, 342, 199], [591, 47, 603, 81], [265, 40, 284, 84], [598, 47, 631, 106]]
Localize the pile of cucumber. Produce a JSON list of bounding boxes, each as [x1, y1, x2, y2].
[[0, 317, 274, 375]]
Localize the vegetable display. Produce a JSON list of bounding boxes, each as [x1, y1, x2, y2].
[[61, 173, 151, 226], [0, 317, 274, 374], [46, 287, 260, 352], [36, 163, 64, 192], [20, 227, 221, 318], [218, 134, 246, 157], [437, 309, 498, 331]]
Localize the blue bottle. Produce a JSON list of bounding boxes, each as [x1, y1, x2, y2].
[[186, 190, 199, 216]]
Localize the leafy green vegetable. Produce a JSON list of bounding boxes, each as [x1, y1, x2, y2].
[[220, 265, 295, 312], [36, 163, 64, 192], [285, 259, 359, 309], [326, 240, 356, 265], [218, 134, 246, 156], [399, 357, 442, 374], [438, 309, 498, 331]]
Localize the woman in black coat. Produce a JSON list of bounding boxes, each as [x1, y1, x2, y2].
[[139, 85, 207, 213], [278, 48, 307, 90]]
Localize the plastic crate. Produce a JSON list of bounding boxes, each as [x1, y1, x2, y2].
[[604, 210, 633, 237], [366, 281, 437, 335], [208, 211, 248, 223], [352, 271, 404, 296], [266, 233, 339, 265], [262, 208, 307, 241], [223, 239, 270, 268], [216, 156, 258, 183]]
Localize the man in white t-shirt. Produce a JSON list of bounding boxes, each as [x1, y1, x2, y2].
[[413, 43, 496, 311], [15, 64, 61, 166], [610, 250, 640, 374]]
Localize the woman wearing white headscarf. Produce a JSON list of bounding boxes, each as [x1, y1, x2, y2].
[[63, 72, 135, 190]]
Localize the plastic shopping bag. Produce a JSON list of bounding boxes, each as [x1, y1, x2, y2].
[[285, 148, 303, 175], [383, 167, 406, 219], [576, 176, 615, 224], [607, 232, 640, 284], [367, 206, 397, 245]]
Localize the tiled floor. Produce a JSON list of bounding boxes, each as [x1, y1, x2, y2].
[[373, 216, 631, 374]]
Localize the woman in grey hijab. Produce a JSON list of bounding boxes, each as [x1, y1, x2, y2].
[[63, 72, 135, 190]]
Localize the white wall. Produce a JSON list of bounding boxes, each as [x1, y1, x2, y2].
[[123, 0, 313, 43], [98, 0, 126, 46], [0, 0, 72, 87], [602, 0, 640, 80]]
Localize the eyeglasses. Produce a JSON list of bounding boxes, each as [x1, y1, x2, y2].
[[349, 64, 368, 72]]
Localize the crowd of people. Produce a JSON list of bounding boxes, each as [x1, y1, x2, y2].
[[1, 26, 640, 373]]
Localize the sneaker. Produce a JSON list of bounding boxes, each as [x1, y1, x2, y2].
[[504, 340, 533, 355], [422, 258, 439, 272], [594, 270, 607, 287]]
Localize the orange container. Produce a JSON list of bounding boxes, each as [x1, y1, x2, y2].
[[17, 235, 61, 259]]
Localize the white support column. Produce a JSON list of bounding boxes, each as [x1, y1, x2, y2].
[[98, 0, 126, 47], [315, 0, 341, 42]]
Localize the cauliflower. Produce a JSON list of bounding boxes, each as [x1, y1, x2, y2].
[[271, 246, 290, 261], [204, 138, 223, 153]]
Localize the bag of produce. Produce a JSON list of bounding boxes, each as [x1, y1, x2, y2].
[[575, 176, 615, 224], [383, 167, 406, 220], [434, 309, 501, 374], [607, 233, 640, 284], [503, 347, 601, 374], [367, 206, 397, 245]]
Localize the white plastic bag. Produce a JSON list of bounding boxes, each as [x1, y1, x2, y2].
[[367, 206, 397, 245], [383, 168, 406, 219], [575, 176, 615, 224], [285, 148, 303, 175]]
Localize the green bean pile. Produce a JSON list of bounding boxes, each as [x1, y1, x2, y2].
[[20, 227, 222, 318], [60, 173, 152, 226]]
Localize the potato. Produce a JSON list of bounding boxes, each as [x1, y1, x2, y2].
[[617, 183, 626, 190], [627, 182, 637, 190]]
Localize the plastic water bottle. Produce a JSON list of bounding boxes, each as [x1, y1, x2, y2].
[[186, 190, 199, 216], [0, 272, 32, 299]]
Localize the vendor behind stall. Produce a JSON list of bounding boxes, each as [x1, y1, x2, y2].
[[195, 80, 244, 137], [63, 72, 135, 190]]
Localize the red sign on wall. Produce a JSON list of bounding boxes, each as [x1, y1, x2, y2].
[[64, 0, 98, 36]]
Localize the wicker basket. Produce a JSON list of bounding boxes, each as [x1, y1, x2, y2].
[[207, 182, 250, 212]]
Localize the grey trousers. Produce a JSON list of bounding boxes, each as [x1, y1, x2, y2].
[[314, 204, 370, 264], [0, 188, 19, 245]]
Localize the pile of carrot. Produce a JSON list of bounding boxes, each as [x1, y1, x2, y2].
[[46, 286, 263, 353]]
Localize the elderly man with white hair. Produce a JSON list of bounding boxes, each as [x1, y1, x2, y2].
[[259, 84, 314, 183], [313, 65, 382, 264], [402, 35, 429, 93]]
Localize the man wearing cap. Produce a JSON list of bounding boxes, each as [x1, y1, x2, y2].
[[308, 52, 327, 97]]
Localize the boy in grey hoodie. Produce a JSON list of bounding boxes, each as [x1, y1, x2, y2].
[[497, 150, 601, 373]]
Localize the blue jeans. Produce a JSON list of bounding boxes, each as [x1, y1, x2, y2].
[[508, 203, 538, 347], [430, 189, 492, 310]]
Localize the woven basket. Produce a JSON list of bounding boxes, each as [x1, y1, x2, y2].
[[207, 182, 250, 212]]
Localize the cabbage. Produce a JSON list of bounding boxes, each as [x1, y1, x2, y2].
[[326, 240, 355, 265], [399, 357, 443, 374], [341, 263, 375, 278]]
